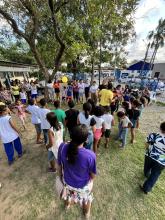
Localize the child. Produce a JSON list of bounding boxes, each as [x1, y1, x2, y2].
[[15, 100, 26, 130], [0, 105, 23, 165], [93, 106, 105, 154], [117, 111, 132, 148], [26, 99, 42, 144], [66, 82, 73, 101], [61, 86, 67, 103], [102, 106, 115, 148], [65, 100, 79, 135], [78, 102, 96, 150], [128, 99, 141, 144], [46, 112, 63, 172], [30, 83, 38, 100], [20, 89, 27, 104], [52, 100, 66, 125], [37, 98, 50, 145]]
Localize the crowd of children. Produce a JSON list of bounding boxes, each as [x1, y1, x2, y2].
[[0, 79, 164, 217]]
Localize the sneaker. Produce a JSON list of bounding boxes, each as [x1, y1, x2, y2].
[[8, 159, 15, 166]]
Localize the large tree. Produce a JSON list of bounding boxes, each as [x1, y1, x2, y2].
[[0, 0, 139, 81]]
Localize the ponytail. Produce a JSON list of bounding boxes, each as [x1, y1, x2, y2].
[[66, 124, 88, 165], [83, 102, 92, 119], [84, 110, 89, 119], [67, 141, 79, 164]]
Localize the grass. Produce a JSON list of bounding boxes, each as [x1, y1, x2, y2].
[[156, 101, 165, 107], [0, 104, 165, 220]]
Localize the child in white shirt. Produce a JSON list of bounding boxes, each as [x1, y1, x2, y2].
[[117, 111, 132, 148], [26, 99, 42, 144], [93, 106, 105, 154], [102, 106, 115, 148], [37, 98, 50, 144], [0, 105, 23, 165], [46, 112, 63, 172], [20, 89, 27, 104]]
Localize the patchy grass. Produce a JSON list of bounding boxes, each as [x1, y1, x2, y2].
[[0, 106, 165, 220], [156, 101, 165, 107]]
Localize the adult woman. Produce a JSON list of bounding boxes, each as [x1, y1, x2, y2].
[[78, 102, 96, 150], [57, 125, 96, 218], [140, 122, 165, 194]]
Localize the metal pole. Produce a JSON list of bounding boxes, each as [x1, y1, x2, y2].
[[99, 38, 101, 86], [141, 42, 150, 76]]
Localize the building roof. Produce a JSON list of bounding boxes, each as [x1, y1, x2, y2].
[[0, 60, 38, 68], [127, 61, 153, 70]]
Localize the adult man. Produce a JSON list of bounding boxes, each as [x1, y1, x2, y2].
[[99, 83, 113, 107]]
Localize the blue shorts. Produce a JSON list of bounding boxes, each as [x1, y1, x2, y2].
[[34, 124, 41, 134], [31, 94, 38, 99], [48, 150, 55, 162], [131, 119, 138, 128], [21, 99, 26, 104]]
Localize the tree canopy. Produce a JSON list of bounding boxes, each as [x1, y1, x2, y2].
[[0, 0, 139, 80]]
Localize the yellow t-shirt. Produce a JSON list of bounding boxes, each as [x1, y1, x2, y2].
[[12, 86, 19, 96], [99, 89, 113, 106]]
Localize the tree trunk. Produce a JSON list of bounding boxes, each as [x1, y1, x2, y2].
[[91, 58, 94, 84]]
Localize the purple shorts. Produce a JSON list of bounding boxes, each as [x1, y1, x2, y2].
[[31, 94, 38, 99], [21, 99, 26, 104]]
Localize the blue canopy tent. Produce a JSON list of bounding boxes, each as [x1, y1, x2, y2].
[[127, 61, 154, 77]]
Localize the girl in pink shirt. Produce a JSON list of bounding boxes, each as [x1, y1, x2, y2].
[[15, 100, 26, 130]]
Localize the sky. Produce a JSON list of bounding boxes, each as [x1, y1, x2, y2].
[[126, 0, 165, 64]]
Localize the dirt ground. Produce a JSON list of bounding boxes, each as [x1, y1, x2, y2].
[[140, 103, 165, 136]]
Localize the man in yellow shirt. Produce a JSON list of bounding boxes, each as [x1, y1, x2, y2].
[[99, 83, 113, 107]]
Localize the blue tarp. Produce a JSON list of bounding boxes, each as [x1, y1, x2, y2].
[[127, 61, 154, 71]]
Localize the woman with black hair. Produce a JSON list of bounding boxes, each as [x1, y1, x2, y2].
[[78, 102, 96, 150], [57, 125, 96, 218], [46, 112, 63, 172]]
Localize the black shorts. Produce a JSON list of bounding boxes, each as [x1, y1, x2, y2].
[[104, 129, 111, 138], [55, 88, 60, 93]]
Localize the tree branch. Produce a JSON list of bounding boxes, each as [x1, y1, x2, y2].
[[0, 7, 28, 42], [19, 0, 38, 40]]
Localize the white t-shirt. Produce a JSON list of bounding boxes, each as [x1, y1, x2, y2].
[[0, 115, 18, 143], [49, 123, 63, 159], [78, 83, 85, 93], [93, 115, 104, 129], [31, 85, 37, 95], [90, 85, 98, 93], [78, 112, 93, 130], [102, 114, 114, 129], [84, 83, 90, 88], [20, 92, 26, 100], [121, 116, 131, 128], [26, 105, 41, 124], [36, 107, 50, 129]]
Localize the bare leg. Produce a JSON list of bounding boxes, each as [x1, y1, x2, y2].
[[36, 132, 42, 144], [105, 138, 109, 148], [83, 201, 91, 219], [50, 160, 56, 171], [131, 128, 135, 143], [93, 139, 99, 154]]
